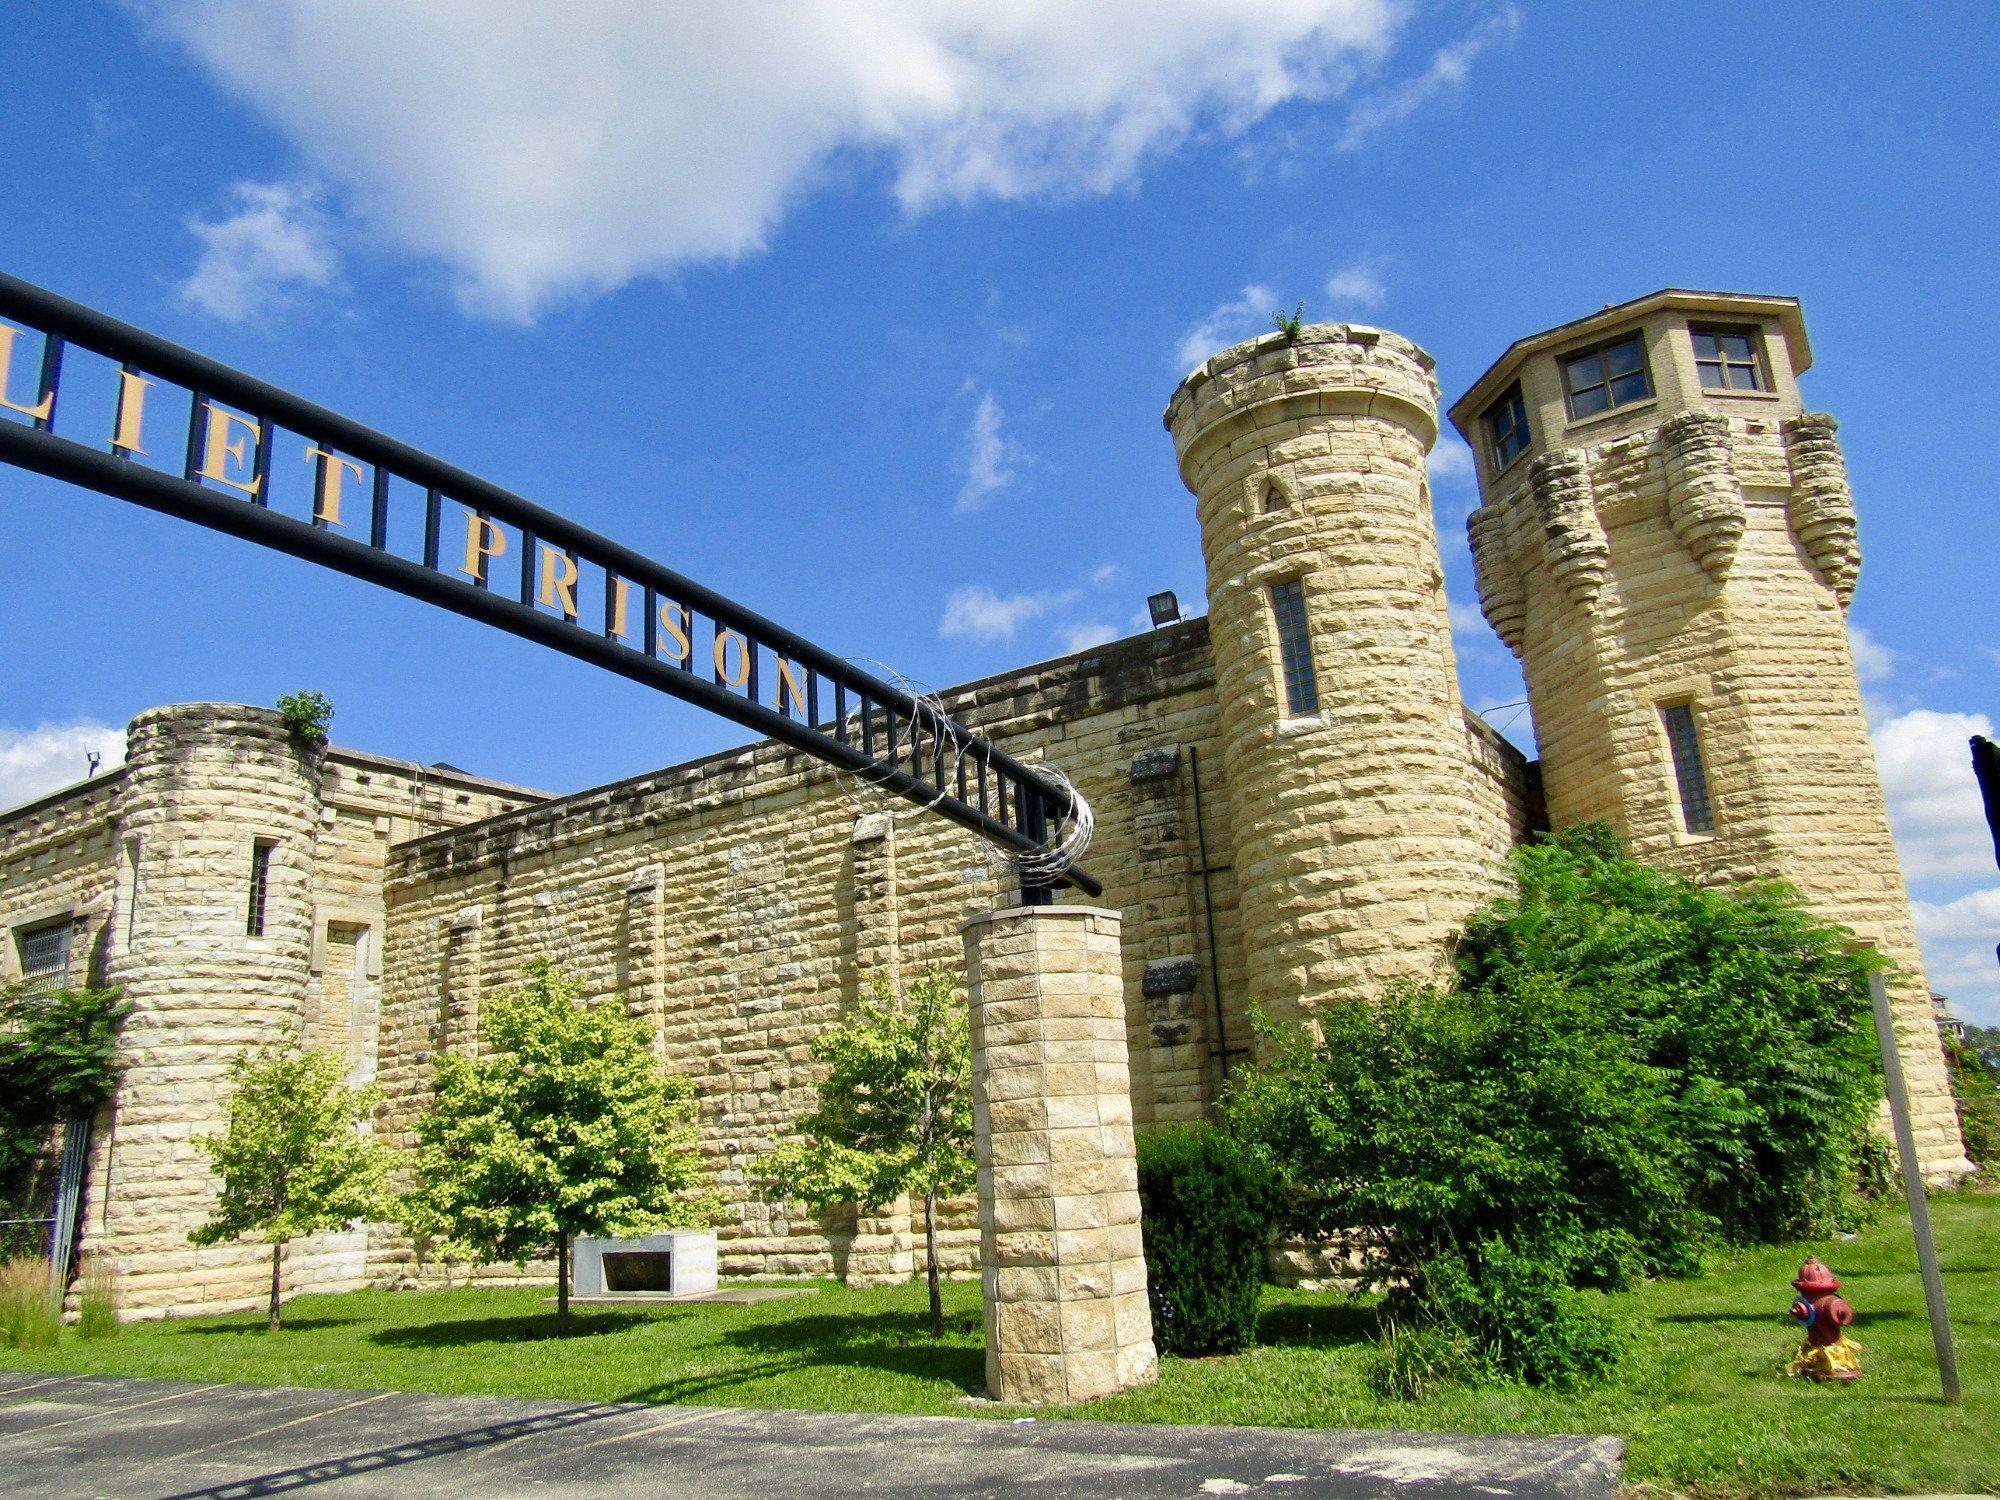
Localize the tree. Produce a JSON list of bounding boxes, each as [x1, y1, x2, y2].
[[188, 1048, 392, 1330], [406, 960, 716, 1335], [756, 968, 974, 1338]]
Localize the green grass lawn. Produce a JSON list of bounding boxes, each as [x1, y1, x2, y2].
[[5, 1194, 1995, 1497]]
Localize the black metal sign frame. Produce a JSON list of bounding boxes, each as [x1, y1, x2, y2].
[[0, 270, 1097, 895]]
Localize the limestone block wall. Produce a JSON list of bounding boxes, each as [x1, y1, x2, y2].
[[0, 769, 126, 993], [1165, 325, 1508, 1031], [1466, 408, 1970, 1177], [376, 624, 1241, 1283], [375, 621, 1540, 1283]]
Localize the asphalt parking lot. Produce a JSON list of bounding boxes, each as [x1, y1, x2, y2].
[[0, 1370, 1623, 1498]]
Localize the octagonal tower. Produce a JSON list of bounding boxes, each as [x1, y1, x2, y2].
[[1449, 289, 1970, 1180]]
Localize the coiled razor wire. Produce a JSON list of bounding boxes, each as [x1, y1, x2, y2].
[[832, 659, 1095, 885]]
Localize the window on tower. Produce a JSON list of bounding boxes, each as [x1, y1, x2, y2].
[[1659, 702, 1716, 834], [1269, 579, 1319, 716], [1486, 383, 1531, 471], [246, 838, 275, 938], [1690, 325, 1766, 391], [1560, 333, 1653, 420]]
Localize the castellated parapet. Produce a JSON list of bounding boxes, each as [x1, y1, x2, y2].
[[1449, 288, 1969, 1180], [1165, 325, 1501, 1027]]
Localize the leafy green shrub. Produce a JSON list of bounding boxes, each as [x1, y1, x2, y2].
[[0, 985, 129, 1201], [1410, 1239, 1623, 1388], [1226, 824, 1881, 1386], [1135, 1124, 1279, 1356], [276, 690, 334, 746], [1365, 1320, 1486, 1401], [1456, 824, 1883, 1243], [74, 1257, 118, 1340], [0, 1258, 59, 1350]]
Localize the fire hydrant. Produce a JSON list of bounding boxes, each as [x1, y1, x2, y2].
[[1785, 1257, 1862, 1382]]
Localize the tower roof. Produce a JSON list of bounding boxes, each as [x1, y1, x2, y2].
[[1446, 289, 1811, 439]]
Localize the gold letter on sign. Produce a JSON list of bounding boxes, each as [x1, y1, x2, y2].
[[607, 577, 633, 639], [537, 545, 579, 620], [777, 657, 809, 717], [111, 370, 152, 455], [198, 405, 263, 497], [0, 325, 53, 422], [461, 512, 507, 582], [303, 446, 365, 527], [713, 629, 750, 688], [658, 600, 692, 663]]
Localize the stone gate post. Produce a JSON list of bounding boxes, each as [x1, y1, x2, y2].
[[962, 904, 1157, 1404]]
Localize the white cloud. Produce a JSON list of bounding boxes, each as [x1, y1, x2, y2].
[[1448, 600, 1487, 634], [1338, 5, 1518, 150], [0, 722, 127, 812], [138, 1, 1411, 320], [1058, 621, 1119, 653], [1090, 563, 1120, 586], [1872, 707, 1996, 884], [1175, 282, 1279, 370], [1911, 887, 2000, 1025], [181, 180, 339, 321], [939, 584, 1077, 643], [1848, 624, 1897, 684], [1323, 254, 1387, 310], [956, 391, 1025, 512], [1428, 434, 1475, 484]]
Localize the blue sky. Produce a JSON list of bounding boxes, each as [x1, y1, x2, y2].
[[2, 1, 1996, 1018]]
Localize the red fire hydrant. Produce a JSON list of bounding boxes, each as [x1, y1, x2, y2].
[[1785, 1257, 1862, 1382]]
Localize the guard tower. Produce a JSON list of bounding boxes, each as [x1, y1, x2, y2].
[[1449, 289, 1971, 1180], [1167, 324, 1495, 1031]]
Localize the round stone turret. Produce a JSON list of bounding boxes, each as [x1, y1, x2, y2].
[[1166, 325, 1493, 1027], [102, 704, 323, 1316]]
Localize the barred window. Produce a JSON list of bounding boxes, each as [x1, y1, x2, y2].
[[1487, 383, 1531, 470], [1691, 325, 1764, 391], [1270, 580, 1320, 716], [16, 920, 72, 993], [1561, 333, 1652, 420], [246, 839, 275, 938], [1660, 703, 1715, 833]]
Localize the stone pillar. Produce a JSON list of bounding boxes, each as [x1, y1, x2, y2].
[[962, 905, 1156, 1404], [92, 704, 321, 1317]]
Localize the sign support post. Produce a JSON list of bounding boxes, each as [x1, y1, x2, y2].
[[1867, 969, 1961, 1403]]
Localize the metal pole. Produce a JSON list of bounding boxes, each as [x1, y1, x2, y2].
[[1868, 970, 1961, 1402]]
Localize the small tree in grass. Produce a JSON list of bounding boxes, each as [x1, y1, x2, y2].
[[757, 968, 974, 1338], [406, 960, 716, 1335], [189, 1049, 392, 1331]]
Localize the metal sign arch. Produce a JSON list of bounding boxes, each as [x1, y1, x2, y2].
[[0, 271, 1097, 896]]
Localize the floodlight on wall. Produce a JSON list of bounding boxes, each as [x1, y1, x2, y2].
[[1147, 591, 1181, 628]]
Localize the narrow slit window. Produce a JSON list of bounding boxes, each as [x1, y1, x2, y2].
[[246, 838, 275, 938], [1660, 703, 1715, 833], [1270, 580, 1320, 716]]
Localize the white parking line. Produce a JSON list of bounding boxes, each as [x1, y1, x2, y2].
[[0, 1382, 227, 1443], [554, 1406, 721, 1459], [164, 1389, 394, 1464], [0, 1374, 91, 1401]]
